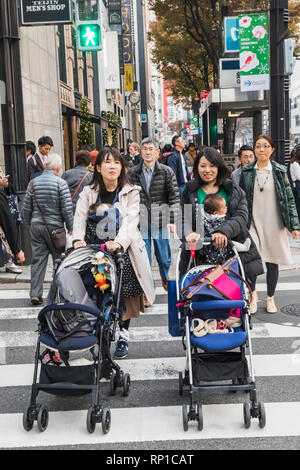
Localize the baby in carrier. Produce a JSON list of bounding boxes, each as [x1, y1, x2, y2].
[[200, 194, 251, 265], [85, 202, 122, 245]]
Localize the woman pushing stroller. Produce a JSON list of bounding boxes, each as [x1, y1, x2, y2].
[[178, 147, 263, 313], [72, 147, 155, 359]]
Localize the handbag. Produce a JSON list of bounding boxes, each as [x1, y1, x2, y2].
[[30, 180, 66, 250], [181, 256, 252, 303]]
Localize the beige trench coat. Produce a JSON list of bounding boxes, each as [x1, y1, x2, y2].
[[73, 183, 156, 304]]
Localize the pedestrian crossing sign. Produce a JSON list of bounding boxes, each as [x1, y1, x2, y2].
[[77, 23, 102, 51]]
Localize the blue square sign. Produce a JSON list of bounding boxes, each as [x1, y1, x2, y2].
[[223, 17, 239, 53]]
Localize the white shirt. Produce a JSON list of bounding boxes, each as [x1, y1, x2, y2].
[[180, 152, 188, 183], [290, 161, 300, 185]]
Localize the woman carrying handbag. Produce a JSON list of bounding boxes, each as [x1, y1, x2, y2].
[[240, 134, 300, 314]]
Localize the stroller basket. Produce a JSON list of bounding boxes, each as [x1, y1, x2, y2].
[[192, 351, 249, 384], [39, 363, 96, 397]]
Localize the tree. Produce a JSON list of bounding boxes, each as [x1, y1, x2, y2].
[[149, 18, 213, 102], [77, 98, 95, 150]]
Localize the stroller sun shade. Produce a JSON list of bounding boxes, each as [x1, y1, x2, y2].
[[54, 246, 117, 295]]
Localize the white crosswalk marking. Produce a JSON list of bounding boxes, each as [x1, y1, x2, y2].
[[1, 278, 300, 449], [1, 402, 300, 449], [1, 353, 300, 388]]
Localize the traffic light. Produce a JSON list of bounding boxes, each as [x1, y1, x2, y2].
[[75, 0, 102, 51], [284, 38, 296, 76]]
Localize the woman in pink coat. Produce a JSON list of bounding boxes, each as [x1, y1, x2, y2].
[[73, 147, 155, 359]]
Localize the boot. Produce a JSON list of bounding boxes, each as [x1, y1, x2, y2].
[[265, 296, 277, 313], [249, 290, 258, 314]]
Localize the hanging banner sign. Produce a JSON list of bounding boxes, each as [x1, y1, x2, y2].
[[20, 0, 73, 25], [121, 0, 134, 92], [124, 64, 134, 93], [223, 16, 239, 53], [239, 13, 270, 92]]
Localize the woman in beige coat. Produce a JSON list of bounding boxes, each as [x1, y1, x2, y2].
[[73, 147, 155, 358]]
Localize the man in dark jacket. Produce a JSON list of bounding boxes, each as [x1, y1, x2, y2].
[[128, 137, 180, 297], [167, 135, 190, 196], [27, 135, 54, 181], [62, 150, 93, 212]]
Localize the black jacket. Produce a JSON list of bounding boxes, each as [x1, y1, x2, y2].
[[128, 160, 180, 228], [178, 177, 263, 281]]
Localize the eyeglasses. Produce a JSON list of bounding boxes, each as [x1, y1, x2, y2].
[[255, 144, 272, 150], [142, 147, 156, 152]]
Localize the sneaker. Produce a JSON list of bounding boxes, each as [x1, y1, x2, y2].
[[265, 296, 277, 313], [31, 296, 43, 306], [249, 290, 258, 314], [114, 339, 128, 359], [5, 262, 22, 274]]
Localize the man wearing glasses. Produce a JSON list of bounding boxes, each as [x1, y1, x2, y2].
[[128, 138, 180, 304], [232, 145, 255, 185]]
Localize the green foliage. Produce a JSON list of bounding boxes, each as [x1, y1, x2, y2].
[[77, 97, 95, 149], [101, 111, 122, 147]]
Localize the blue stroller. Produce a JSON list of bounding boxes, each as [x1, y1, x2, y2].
[[168, 240, 266, 431], [23, 245, 130, 434]]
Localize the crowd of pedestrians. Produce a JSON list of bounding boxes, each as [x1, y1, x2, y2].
[[1, 132, 300, 358]]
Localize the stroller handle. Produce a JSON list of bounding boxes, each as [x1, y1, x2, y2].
[[38, 303, 103, 321], [188, 238, 234, 259], [202, 237, 234, 247]]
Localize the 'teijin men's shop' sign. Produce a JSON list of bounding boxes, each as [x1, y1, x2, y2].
[[20, 0, 73, 25]]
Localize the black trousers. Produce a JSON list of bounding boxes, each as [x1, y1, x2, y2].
[[0, 192, 20, 265], [250, 262, 279, 297]]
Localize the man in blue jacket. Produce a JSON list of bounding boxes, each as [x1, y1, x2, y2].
[[167, 135, 190, 197]]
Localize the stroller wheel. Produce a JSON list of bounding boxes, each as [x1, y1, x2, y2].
[[196, 402, 203, 431], [258, 402, 266, 428], [37, 405, 49, 432], [110, 372, 117, 396], [102, 407, 111, 434], [123, 373, 130, 397], [243, 402, 251, 429], [23, 405, 34, 432], [182, 404, 189, 432], [87, 407, 96, 434], [179, 372, 183, 396]]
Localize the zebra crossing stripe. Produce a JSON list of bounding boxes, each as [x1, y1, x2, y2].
[[1, 322, 300, 350], [0, 353, 300, 388], [0, 282, 300, 299], [1, 401, 300, 448]]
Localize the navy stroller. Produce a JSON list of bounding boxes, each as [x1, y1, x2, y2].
[[168, 240, 266, 431], [23, 245, 130, 434]]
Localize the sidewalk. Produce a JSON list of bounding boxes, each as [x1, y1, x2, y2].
[[1, 236, 300, 284]]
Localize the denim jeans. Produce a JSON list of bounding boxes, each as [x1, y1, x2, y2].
[[142, 225, 171, 282]]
